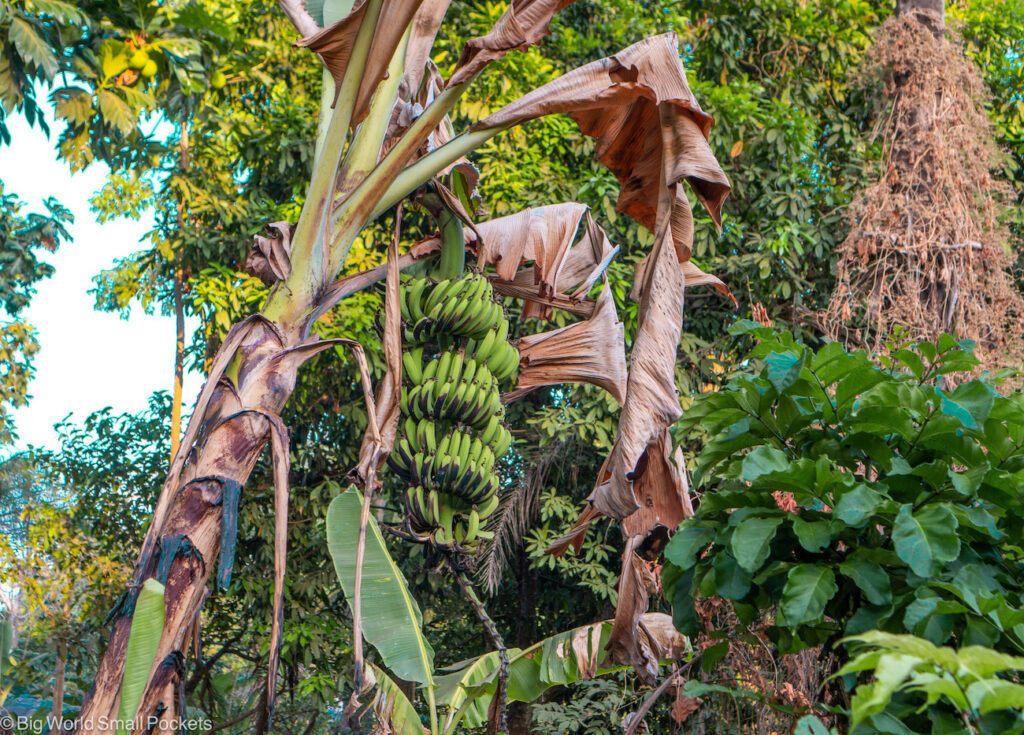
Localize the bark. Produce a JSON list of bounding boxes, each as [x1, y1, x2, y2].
[[170, 269, 184, 461], [50, 637, 66, 734], [77, 316, 312, 733]]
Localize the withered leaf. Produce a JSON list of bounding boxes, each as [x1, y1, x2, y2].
[[473, 33, 730, 256], [511, 285, 627, 403], [297, 0, 423, 123], [246, 221, 293, 286], [621, 431, 694, 540], [507, 210, 619, 318], [448, 0, 576, 86], [604, 538, 661, 685]]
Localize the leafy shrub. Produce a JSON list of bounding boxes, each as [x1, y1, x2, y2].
[[663, 324, 1024, 663]]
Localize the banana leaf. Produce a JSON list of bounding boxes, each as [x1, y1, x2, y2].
[[117, 578, 165, 734], [368, 662, 429, 735], [435, 619, 627, 731], [327, 487, 435, 684]]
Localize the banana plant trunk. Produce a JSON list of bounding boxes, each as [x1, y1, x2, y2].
[[80, 312, 308, 733]]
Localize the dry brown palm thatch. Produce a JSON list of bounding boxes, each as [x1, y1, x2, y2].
[[821, 13, 1024, 373]]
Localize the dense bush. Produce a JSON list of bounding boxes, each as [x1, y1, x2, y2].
[[663, 324, 1024, 728]]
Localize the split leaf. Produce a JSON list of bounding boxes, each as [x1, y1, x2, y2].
[[511, 285, 627, 403]]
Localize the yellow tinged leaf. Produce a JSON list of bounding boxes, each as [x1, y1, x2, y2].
[[730, 140, 743, 158]]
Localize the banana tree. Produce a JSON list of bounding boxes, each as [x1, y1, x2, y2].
[[77, 0, 730, 732]]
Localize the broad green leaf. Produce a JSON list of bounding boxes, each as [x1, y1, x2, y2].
[[792, 517, 833, 552], [939, 381, 995, 429], [118, 579, 165, 733], [892, 504, 960, 577], [839, 556, 892, 606], [967, 678, 1024, 714], [848, 653, 922, 729], [781, 565, 837, 625], [664, 524, 714, 569], [26, 0, 86, 23], [740, 445, 789, 481], [730, 516, 784, 573], [0, 614, 12, 695], [369, 663, 428, 735], [437, 621, 629, 731], [903, 671, 969, 710], [832, 485, 881, 526], [9, 16, 58, 78], [51, 86, 94, 125], [765, 349, 805, 394], [97, 90, 135, 135], [956, 646, 1024, 678], [794, 715, 834, 735], [98, 39, 129, 79], [328, 488, 434, 684]]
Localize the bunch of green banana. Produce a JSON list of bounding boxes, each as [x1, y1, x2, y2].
[[387, 272, 519, 553], [401, 272, 505, 342]]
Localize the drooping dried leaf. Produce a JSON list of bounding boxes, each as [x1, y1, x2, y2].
[[399, 0, 451, 100], [356, 221, 404, 479], [591, 192, 688, 519], [630, 251, 735, 305], [473, 33, 730, 251], [448, 0, 576, 86], [475, 202, 587, 284], [621, 432, 693, 540], [246, 221, 293, 285], [510, 285, 627, 403], [605, 538, 661, 684], [507, 210, 619, 318], [297, 0, 423, 122], [671, 692, 702, 725]]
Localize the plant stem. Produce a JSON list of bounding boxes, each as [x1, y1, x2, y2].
[[454, 568, 508, 735], [371, 126, 506, 220]]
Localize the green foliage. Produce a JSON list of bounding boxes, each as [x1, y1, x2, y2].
[[117, 579, 165, 734], [663, 325, 1024, 662], [838, 631, 1024, 733], [0, 180, 72, 444], [327, 485, 435, 685]]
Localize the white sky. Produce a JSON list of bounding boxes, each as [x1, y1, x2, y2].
[[1, 110, 203, 452]]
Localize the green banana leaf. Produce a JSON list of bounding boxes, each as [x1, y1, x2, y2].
[[118, 578, 166, 734], [327, 486, 435, 684], [435, 620, 628, 732], [368, 662, 429, 735]]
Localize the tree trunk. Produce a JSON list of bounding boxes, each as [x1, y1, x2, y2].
[[170, 270, 185, 461], [50, 638, 66, 734], [77, 313, 311, 733], [170, 121, 190, 461]]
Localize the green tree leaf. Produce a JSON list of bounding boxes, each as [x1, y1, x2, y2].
[[839, 556, 892, 606], [9, 17, 58, 78], [939, 381, 995, 429], [97, 90, 135, 135], [892, 504, 960, 577], [664, 524, 714, 569], [833, 485, 882, 526], [765, 349, 805, 394], [730, 516, 784, 573], [741, 445, 789, 482], [781, 565, 837, 625]]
